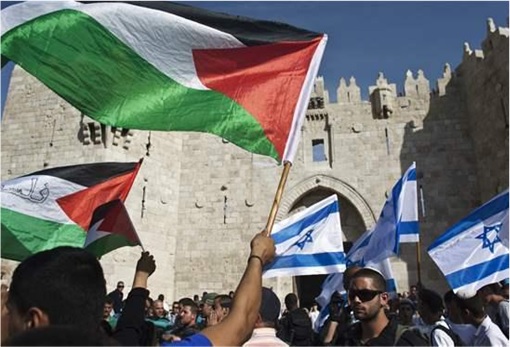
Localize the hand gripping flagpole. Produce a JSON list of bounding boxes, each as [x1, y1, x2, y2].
[[265, 161, 292, 236]]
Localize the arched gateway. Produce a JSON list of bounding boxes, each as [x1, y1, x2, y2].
[[277, 175, 376, 308]]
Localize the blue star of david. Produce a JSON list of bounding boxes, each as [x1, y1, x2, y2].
[[475, 223, 503, 253], [295, 230, 314, 250]]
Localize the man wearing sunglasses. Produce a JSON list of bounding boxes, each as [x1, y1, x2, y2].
[[338, 268, 413, 346]]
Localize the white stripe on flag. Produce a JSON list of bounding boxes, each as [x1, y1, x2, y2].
[[1, 175, 85, 224], [263, 195, 345, 279], [428, 190, 509, 293]]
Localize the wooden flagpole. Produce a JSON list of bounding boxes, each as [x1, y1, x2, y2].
[[265, 161, 292, 236]]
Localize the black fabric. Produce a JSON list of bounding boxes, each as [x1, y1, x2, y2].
[[107, 289, 124, 314], [23, 161, 139, 187], [430, 324, 464, 346], [278, 308, 313, 346], [112, 287, 150, 346], [80, 1, 322, 46], [395, 327, 429, 346], [339, 318, 400, 346]]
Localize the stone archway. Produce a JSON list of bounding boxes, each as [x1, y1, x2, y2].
[[278, 174, 376, 234], [276, 175, 376, 308]]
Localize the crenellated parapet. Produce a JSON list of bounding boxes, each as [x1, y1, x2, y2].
[[337, 76, 361, 104], [462, 18, 508, 65], [404, 69, 430, 100]]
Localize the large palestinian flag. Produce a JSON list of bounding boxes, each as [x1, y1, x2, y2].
[[1, 161, 142, 261], [1, 1, 327, 163]]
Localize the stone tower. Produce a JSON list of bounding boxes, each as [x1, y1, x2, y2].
[[1, 19, 508, 305]]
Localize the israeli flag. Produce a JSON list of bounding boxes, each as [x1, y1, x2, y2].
[[362, 162, 419, 263], [428, 190, 509, 294], [263, 195, 346, 278]]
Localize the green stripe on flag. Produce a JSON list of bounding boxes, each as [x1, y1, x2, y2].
[[1, 208, 86, 261], [2, 9, 279, 160], [85, 234, 139, 259]]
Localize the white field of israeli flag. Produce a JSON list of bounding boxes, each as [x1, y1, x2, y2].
[[263, 195, 346, 278], [428, 190, 509, 294]]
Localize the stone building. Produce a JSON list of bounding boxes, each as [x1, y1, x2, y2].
[[1, 18, 508, 306]]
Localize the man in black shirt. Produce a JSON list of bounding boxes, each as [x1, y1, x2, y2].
[[107, 281, 125, 314]]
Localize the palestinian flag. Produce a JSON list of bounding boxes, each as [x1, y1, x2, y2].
[[86, 199, 142, 259], [1, 1, 327, 163], [1, 161, 142, 261]]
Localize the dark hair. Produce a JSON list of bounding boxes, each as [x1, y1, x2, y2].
[[350, 268, 386, 292], [157, 294, 165, 301], [3, 325, 118, 346], [456, 294, 485, 319], [179, 298, 198, 315], [284, 293, 298, 309], [7, 247, 106, 329], [343, 265, 362, 290], [215, 294, 232, 309], [104, 296, 114, 305], [443, 290, 455, 305], [419, 288, 444, 314]]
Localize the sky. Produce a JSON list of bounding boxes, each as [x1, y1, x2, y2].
[[1, 1, 509, 114]]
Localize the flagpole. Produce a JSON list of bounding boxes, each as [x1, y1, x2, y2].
[[265, 161, 292, 236], [416, 240, 422, 286]]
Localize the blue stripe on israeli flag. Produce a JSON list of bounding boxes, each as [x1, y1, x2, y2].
[[428, 190, 509, 293], [263, 195, 345, 279]]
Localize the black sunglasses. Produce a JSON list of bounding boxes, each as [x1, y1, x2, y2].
[[348, 289, 382, 302]]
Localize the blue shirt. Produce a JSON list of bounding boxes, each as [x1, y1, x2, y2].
[[162, 333, 212, 347]]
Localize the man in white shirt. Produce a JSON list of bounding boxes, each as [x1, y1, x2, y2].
[[478, 282, 509, 338], [456, 290, 509, 346], [243, 287, 288, 347], [417, 288, 457, 346]]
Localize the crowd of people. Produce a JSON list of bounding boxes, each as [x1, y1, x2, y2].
[[1, 231, 509, 346]]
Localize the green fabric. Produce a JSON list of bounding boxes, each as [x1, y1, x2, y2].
[[1, 208, 86, 261], [85, 233, 139, 259], [1, 9, 279, 160]]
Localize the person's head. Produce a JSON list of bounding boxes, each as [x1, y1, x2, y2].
[[213, 295, 232, 323], [3, 325, 118, 346], [348, 268, 389, 322], [477, 283, 503, 304], [193, 294, 200, 303], [178, 298, 198, 327], [258, 287, 281, 328], [201, 292, 218, 317], [103, 297, 114, 320], [171, 301, 180, 315], [343, 265, 362, 291], [417, 288, 444, 325], [229, 291, 235, 299], [157, 294, 165, 302], [409, 285, 418, 298], [444, 290, 462, 324], [116, 281, 124, 292], [152, 300, 165, 318], [2, 247, 106, 344], [397, 299, 415, 326], [310, 303, 318, 312], [284, 293, 299, 311], [456, 292, 486, 325]]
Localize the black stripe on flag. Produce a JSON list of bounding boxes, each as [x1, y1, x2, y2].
[[21, 161, 139, 187], [81, 1, 322, 45]]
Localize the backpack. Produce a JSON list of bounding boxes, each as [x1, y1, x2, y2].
[[394, 325, 429, 346], [430, 324, 464, 346], [279, 309, 313, 346]]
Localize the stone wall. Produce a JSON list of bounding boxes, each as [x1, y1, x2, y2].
[[1, 19, 508, 302]]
